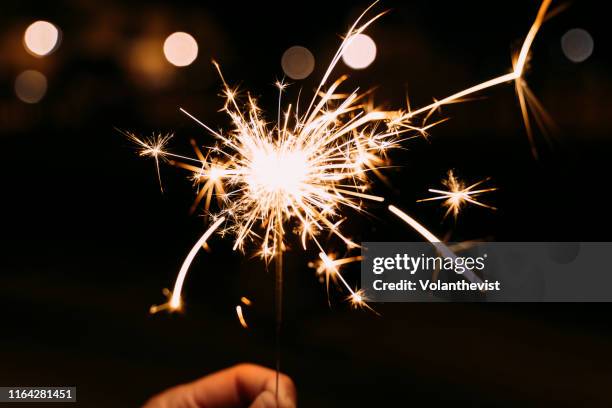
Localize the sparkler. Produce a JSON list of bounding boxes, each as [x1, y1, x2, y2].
[[128, 0, 554, 311], [127, 0, 555, 397]]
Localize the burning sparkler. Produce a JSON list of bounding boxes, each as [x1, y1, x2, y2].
[[127, 2, 557, 396], [127, 0, 554, 315], [418, 170, 497, 220]]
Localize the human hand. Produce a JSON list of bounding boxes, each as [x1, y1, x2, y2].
[[142, 363, 296, 408]]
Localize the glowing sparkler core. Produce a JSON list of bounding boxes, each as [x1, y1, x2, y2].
[[181, 58, 401, 260], [247, 150, 308, 198]]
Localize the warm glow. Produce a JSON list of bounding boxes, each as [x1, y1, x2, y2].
[[163, 32, 198, 67], [342, 33, 376, 69], [23, 20, 60, 57], [128, 38, 172, 88], [15, 70, 47, 103]]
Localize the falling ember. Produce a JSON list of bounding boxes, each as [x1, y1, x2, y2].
[[128, 0, 555, 316], [418, 170, 497, 220], [235, 297, 253, 328], [236, 305, 248, 329]]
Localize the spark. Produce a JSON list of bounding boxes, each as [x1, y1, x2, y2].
[[390, 0, 553, 156], [418, 170, 497, 219], [129, 0, 554, 314], [348, 289, 370, 311], [171, 140, 228, 214], [316, 252, 379, 314], [235, 297, 253, 328], [309, 253, 363, 284], [123, 131, 173, 191]]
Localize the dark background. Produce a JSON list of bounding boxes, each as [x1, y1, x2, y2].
[[1, 1, 611, 406]]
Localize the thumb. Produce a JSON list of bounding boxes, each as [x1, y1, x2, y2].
[[249, 390, 277, 408]]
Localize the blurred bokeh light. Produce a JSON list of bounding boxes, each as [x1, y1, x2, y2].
[[281, 46, 315, 80], [561, 28, 594, 63], [23, 20, 60, 57], [14, 70, 47, 103], [341, 33, 376, 69], [163, 32, 198, 67]]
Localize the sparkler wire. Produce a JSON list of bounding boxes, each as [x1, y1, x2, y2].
[[274, 230, 283, 403]]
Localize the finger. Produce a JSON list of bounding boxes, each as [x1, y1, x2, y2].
[[145, 364, 296, 408], [248, 391, 276, 408], [189, 364, 296, 408]]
